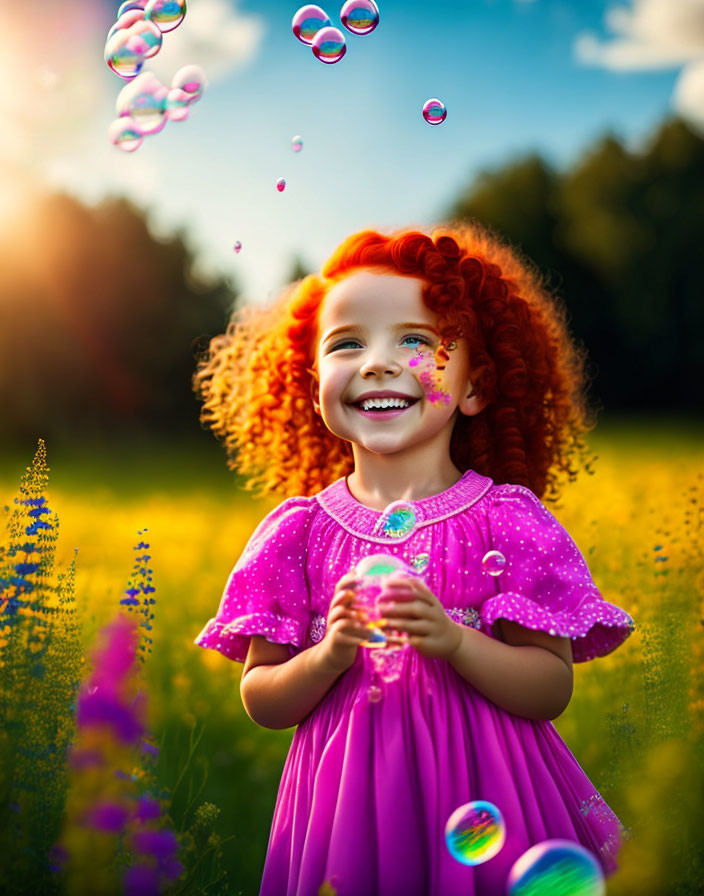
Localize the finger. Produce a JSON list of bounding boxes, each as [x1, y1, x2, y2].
[[382, 618, 431, 635], [378, 599, 427, 619]]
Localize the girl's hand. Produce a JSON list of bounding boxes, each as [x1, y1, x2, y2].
[[317, 573, 371, 675], [378, 573, 463, 660]]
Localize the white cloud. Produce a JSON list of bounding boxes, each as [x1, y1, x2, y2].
[[574, 0, 704, 127], [575, 0, 704, 70], [674, 57, 704, 130], [145, 0, 266, 86]]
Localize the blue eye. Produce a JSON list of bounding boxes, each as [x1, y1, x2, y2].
[[402, 335, 429, 348], [330, 339, 362, 351]]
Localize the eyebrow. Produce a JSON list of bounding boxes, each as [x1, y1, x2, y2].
[[322, 322, 439, 343]]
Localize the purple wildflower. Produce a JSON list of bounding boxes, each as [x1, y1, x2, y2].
[[124, 863, 160, 896], [136, 796, 162, 822], [89, 801, 131, 833]]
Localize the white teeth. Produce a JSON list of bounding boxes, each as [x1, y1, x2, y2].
[[360, 397, 411, 411]]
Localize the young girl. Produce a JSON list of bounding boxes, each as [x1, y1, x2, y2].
[[194, 222, 635, 896]]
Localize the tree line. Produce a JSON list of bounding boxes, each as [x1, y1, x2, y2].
[[0, 117, 701, 447]]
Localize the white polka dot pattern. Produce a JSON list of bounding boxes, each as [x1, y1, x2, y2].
[[194, 473, 635, 664]]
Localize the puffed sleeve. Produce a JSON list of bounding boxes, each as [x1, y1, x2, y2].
[[194, 497, 316, 663], [480, 484, 635, 662]]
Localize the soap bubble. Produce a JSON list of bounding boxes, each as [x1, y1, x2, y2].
[[171, 64, 206, 102], [445, 800, 506, 866], [312, 26, 347, 64], [105, 18, 163, 79], [117, 0, 148, 16], [292, 5, 331, 45], [354, 553, 410, 649], [145, 0, 187, 32], [374, 501, 417, 539], [233, 241, 242, 253], [276, 177, 287, 192], [108, 116, 143, 152], [422, 97, 447, 125], [411, 553, 430, 574], [108, 8, 147, 43], [481, 550, 506, 577], [506, 839, 605, 896], [340, 0, 380, 35], [291, 135, 304, 153], [370, 645, 406, 682], [116, 71, 168, 135]]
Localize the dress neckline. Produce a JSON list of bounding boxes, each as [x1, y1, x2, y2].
[[316, 469, 493, 543]]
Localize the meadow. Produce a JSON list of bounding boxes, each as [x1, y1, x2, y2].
[[1, 418, 703, 895]]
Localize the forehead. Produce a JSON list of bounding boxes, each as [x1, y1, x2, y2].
[[318, 270, 433, 331]]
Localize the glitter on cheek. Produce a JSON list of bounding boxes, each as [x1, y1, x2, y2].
[[407, 347, 452, 405]]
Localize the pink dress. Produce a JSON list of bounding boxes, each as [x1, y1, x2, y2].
[[195, 471, 635, 896]]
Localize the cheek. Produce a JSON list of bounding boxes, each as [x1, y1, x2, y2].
[[407, 349, 452, 406]]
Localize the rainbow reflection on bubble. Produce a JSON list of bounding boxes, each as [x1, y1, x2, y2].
[[506, 840, 605, 896], [108, 116, 143, 152], [276, 178, 287, 192], [445, 800, 506, 866], [292, 5, 331, 45], [422, 98, 447, 125], [482, 550, 506, 577], [145, 0, 187, 33], [233, 241, 242, 254], [340, 0, 379, 35], [291, 135, 304, 152], [374, 502, 417, 539], [312, 26, 347, 64], [105, 17, 163, 79], [116, 71, 168, 135]]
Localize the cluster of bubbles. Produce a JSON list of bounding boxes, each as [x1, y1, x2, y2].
[[105, 0, 187, 80], [104, 0, 206, 152], [445, 801, 605, 894], [291, 2, 380, 65]]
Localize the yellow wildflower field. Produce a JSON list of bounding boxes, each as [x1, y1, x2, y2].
[[1, 421, 702, 895]]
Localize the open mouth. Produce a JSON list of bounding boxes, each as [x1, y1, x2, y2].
[[349, 397, 420, 416]]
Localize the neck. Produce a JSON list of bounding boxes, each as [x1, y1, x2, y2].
[[346, 442, 463, 511]]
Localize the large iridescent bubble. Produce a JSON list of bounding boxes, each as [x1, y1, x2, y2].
[[445, 800, 506, 866], [292, 5, 331, 45], [116, 71, 168, 135], [145, 0, 187, 33], [340, 0, 379, 35], [108, 116, 143, 152], [312, 26, 347, 64], [506, 840, 605, 896], [422, 97, 447, 125], [354, 554, 410, 650]]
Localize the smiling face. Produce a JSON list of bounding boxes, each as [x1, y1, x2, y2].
[[314, 269, 483, 461]]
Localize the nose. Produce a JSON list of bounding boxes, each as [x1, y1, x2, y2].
[[360, 350, 402, 379]]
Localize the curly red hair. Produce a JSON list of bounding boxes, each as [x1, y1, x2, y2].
[[193, 222, 596, 501]]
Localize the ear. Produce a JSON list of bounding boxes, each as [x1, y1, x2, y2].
[[307, 367, 321, 416], [458, 382, 487, 417]]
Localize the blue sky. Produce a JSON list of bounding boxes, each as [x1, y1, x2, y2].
[[1, 0, 688, 304]]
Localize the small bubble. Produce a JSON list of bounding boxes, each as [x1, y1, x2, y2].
[[341, 0, 379, 35], [481, 550, 506, 577], [233, 241, 242, 253], [312, 26, 346, 63], [276, 177, 286, 192], [292, 4, 331, 45], [291, 135, 304, 153], [422, 97, 447, 125]]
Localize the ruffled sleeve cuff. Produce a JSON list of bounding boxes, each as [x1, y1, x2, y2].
[[480, 590, 635, 663], [194, 610, 308, 663]]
